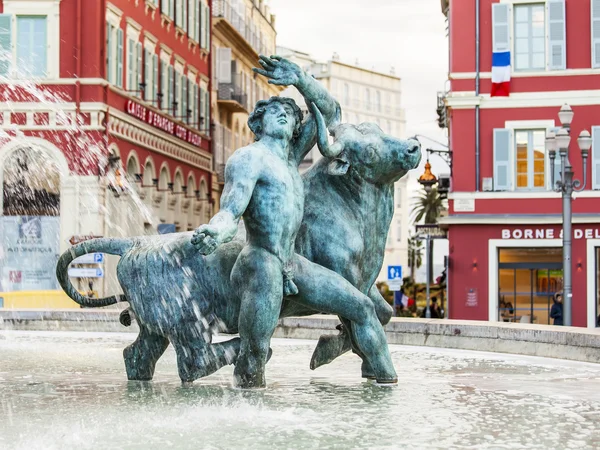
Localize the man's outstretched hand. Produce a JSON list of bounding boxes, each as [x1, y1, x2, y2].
[[253, 55, 303, 87], [191, 224, 221, 255]]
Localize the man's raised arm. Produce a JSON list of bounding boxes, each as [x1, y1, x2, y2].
[[191, 149, 258, 255], [253, 55, 341, 163]]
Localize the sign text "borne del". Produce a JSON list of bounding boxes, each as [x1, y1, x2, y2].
[[502, 228, 600, 240]]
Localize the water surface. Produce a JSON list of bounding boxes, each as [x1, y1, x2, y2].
[[1, 331, 599, 449]]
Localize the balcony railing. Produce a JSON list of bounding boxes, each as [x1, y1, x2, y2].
[[212, 0, 273, 56], [217, 79, 249, 112]]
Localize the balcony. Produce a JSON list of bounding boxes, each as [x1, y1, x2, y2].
[[217, 81, 249, 114], [212, 0, 273, 58]]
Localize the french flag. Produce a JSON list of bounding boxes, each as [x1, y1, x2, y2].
[[491, 51, 511, 97]]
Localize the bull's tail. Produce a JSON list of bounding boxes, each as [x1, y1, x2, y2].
[[56, 238, 135, 308]]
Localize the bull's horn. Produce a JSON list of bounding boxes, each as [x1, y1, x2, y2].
[[309, 102, 343, 158]]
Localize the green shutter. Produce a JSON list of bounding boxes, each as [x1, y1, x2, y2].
[[116, 28, 123, 87], [106, 22, 112, 82], [136, 42, 143, 93], [168, 66, 174, 112], [195, 1, 200, 43], [153, 54, 158, 103], [493, 128, 513, 191]]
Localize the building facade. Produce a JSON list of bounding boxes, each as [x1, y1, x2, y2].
[[277, 47, 410, 279], [441, 0, 600, 328], [211, 0, 280, 208], [0, 0, 213, 306]]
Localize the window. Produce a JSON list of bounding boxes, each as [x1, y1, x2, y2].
[[396, 220, 402, 242], [515, 130, 546, 190], [514, 4, 545, 71], [498, 247, 562, 324], [376, 90, 381, 113], [143, 46, 158, 102], [106, 23, 123, 87], [127, 38, 142, 93], [395, 185, 401, 208], [161, 59, 170, 111], [162, 0, 175, 19], [343, 83, 350, 106], [200, 1, 210, 51], [16, 16, 47, 77], [365, 88, 371, 111]]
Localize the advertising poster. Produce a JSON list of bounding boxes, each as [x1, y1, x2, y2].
[[0, 216, 60, 292]]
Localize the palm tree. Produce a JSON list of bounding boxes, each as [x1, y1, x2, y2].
[[411, 187, 444, 284], [407, 235, 423, 283]]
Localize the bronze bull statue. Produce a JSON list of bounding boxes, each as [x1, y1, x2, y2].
[[56, 107, 421, 383]]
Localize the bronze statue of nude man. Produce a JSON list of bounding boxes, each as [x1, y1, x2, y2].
[[192, 55, 397, 388]]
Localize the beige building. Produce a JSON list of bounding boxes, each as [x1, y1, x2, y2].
[[277, 47, 410, 281], [211, 0, 282, 209]]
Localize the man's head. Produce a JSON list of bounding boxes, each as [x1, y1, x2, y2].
[[555, 292, 563, 303], [248, 97, 303, 142]]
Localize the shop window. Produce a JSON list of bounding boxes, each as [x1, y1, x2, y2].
[[596, 248, 600, 327], [1, 147, 61, 292], [498, 247, 562, 325]]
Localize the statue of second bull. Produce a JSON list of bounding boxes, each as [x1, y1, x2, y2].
[[56, 108, 421, 384]]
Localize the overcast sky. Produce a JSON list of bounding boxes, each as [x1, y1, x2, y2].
[[268, 0, 450, 184]]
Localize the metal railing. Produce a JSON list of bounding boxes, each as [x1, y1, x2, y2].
[[212, 0, 273, 56]]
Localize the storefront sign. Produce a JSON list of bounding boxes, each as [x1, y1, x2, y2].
[[415, 224, 448, 239], [125, 100, 202, 147], [501, 228, 600, 240], [0, 216, 60, 291]]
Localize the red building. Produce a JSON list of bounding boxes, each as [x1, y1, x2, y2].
[[441, 0, 600, 328], [0, 0, 213, 304]]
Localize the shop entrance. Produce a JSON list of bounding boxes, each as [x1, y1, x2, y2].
[[498, 248, 563, 325]]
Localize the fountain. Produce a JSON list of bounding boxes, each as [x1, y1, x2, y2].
[[1, 57, 600, 449]]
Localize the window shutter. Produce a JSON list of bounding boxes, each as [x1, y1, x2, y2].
[[126, 39, 133, 89], [548, 126, 562, 189], [493, 128, 513, 191], [183, 0, 188, 32], [116, 28, 123, 88], [204, 3, 210, 50], [200, 86, 205, 126], [169, 0, 175, 19], [592, 126, 600, 190], [153, 54, 159, 102], [137, 42, 143, 91], [204, 90, 210, 135], [592, 0, 600, 68], [183, 77, 189, 121], [217, 47, 231, 83], [200, 2, 206, 49], [195, 1, 200, 43], [168, 65, 174, 112], [547, 0, 566, 70], [105, 23, 112, 82], [492, 3, 510, 53], [144, 49, 151, 100]]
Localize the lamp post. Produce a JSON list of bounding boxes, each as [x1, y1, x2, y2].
[[545, 103, 592, 326]]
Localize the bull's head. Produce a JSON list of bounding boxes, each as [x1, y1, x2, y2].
[[310, 103, 421, 184]]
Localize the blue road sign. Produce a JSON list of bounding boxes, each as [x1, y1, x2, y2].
[[387, 265, 402, 280], [94, 253, 104, 263]]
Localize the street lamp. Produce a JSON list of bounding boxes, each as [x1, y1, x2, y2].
[[546, 103, 591, 326]]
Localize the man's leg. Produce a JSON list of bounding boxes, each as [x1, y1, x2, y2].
[[231, 245, 283, 389], [293, 255, 397, 383]]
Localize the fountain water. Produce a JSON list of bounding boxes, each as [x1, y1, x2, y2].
[[1, 331, 600, 449]]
